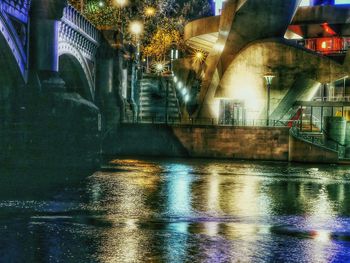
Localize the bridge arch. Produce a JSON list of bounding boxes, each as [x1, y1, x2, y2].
[[58, 42, 95, 101], [0, 22, 25, 125], [0, 10, 27, 81]]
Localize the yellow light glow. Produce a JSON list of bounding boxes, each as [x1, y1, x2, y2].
[[192, 49, 206, 64], [215, 64, 265, 120], [213, 42, 224, 52], [151, 61, 168, 74], [129, 21, 144, 36], [313, 230, 331, 243], [144, 6, 156, 17], [114, 0, 128, 8], [196, 52, 203, 59]]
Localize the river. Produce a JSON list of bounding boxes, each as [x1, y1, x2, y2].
[[0, 158, 350, 262]]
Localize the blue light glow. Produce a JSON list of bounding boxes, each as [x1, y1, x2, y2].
[[335, 0, 350, 4], [300, 0, 350, 5]]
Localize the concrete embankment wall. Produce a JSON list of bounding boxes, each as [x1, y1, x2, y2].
[[172, 125, 290, 161], [103, 124, 189, 157], [289, 134, 339, 163], [105, 124, 290, 161]]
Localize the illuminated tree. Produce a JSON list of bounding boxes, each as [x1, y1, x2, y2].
[[68, 0, 213, 57], [143, 26, 182, 60]]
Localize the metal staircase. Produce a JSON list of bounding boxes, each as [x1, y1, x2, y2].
[[290, 121, 346, 160]]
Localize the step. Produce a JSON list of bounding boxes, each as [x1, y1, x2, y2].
[[140, 96, 178, 101], [139, 114, 180, 119], [140, 90, 177, 96], [140, 109, 179, 114], [140, 103, 178, 109]]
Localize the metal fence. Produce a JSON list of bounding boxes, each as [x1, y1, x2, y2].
[[123, 116, 292, 127]]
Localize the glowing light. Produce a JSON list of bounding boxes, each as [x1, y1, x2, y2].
[[114, 0, 128, 8], [174, 76, 178, 83], [312, 230, 331, 243], [218, 70, 265, 120], [151, 61, 168, 74], [177, 82, 183, 89], [213, 42, 224, 52], [192, 50, 206, 63], [181, 88, 187, 96], [129, 21, 144, 36], [264, 74, 275, 85], [144, 6, 156, 17], [98, 1, 105, 7], [185, 94, 190, 102]]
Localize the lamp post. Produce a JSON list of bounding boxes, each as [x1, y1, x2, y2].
[[264, 74, 275, 126], [170, 42, 178, 72], [115, 0, 128, 30], [80, 0, 84, 13], [129, 21, 144, 64], [144, 6, 156, 72]]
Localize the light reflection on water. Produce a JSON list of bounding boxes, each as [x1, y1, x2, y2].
[[0, 159, 350, 262]]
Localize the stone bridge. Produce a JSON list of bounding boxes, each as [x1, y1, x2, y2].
[[0, 0, 100, 101], [0, 0, 124, 168]]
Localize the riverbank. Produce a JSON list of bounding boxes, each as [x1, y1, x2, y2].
[[103, 123, 341, 163]]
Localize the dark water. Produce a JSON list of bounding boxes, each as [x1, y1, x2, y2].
[[1, 159, 350, 262]]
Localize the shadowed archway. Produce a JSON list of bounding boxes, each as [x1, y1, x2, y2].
[[59, 53, 94, 101], [0, 27, 25, 126], [58, 41, 95, 102]]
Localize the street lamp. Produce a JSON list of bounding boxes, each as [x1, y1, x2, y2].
[[129, 21, 143, 60], [170, 44, 178, 71], [129, 21, 144, 38], [264, 74, 275, 126], [144, 6, 156, 17]]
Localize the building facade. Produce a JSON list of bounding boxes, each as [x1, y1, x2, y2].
[[178, 0, 350, 127]]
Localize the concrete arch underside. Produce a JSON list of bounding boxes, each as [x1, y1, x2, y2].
[[58, 42, 94, 101]]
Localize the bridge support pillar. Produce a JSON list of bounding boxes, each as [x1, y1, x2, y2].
[[16, 0, 102, 169], [30, 0, 66, 76]]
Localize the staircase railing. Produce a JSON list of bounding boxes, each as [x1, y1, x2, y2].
[[290, 122, 343, 156]]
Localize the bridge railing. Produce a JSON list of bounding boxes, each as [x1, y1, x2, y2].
[[62, 4, 99, 44], [123, 115, 292, 127], [1, 0, 30, 21]]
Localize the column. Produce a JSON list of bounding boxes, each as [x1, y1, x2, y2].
[[29, 0, 66, 78]]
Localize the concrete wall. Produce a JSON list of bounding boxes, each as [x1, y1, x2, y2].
[[173, 126, 290, 161], [289, 134, 339, 163], [104, 124, 189, 157], [107, 124, 290, 161]]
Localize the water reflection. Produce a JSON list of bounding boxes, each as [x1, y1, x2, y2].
[[164, 163, 193, 216], [0, 160, 350, 262]]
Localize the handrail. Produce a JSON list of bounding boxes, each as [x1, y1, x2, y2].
[[123, 116, 291, 127], [290, 122, 344, 157], [313, 96, 350, 102]]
